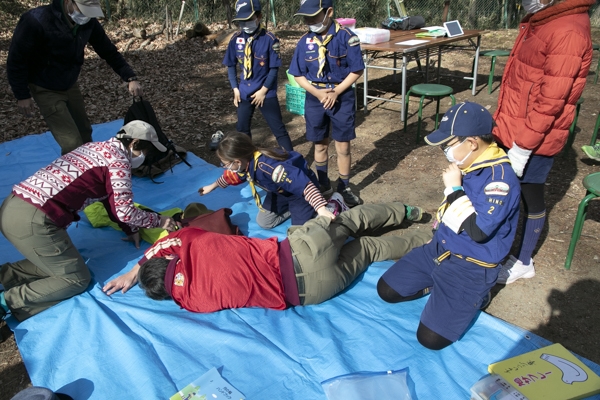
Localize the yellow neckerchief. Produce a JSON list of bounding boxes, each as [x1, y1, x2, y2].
[[312, 21, 340, 78], [243, 23, 265, 80], [247, 151, 265, 211], [435, 143, 510, 227]]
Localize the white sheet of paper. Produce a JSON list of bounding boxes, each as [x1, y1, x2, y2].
[[421, 26, 445, 31], [395, 39, 429, 46]]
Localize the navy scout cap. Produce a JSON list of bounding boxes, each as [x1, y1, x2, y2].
[[425, 102, 494, 146], [295, 0, 333, 17], [233, 0, 261, 21]]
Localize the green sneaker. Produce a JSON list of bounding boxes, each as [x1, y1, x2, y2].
[[405, 205, 424, 221], [582, 143, 600, 161]]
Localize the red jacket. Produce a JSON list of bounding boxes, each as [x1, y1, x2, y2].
[[139, 228, 286, 313], [492, 0, 594, 157]]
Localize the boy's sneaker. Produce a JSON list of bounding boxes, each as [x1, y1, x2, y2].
[[496, 255, 535, 285], [480, 292, 491, 310], [582, 143, 600, 161], [339, 186, 363, 207], [319, 180, 334, 199], [209, 131, 224, 151], [325, 192, 350, 216], [405, 205, 424, 221]]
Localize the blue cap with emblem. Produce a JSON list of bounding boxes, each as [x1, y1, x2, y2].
[[233, 0, 261, 21], [424, 102, 494, 146], [295, 0, 333, 17]]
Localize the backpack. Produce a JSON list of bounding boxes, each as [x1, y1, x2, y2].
[[381, 15, 425, 30], [124, 97, 191, 179]]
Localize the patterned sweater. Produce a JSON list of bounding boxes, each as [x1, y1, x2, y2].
[[13, 138, 160, 235]]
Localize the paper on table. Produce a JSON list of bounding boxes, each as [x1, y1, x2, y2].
[[421, 26, 445, 31], [396, 39, 429, 46]]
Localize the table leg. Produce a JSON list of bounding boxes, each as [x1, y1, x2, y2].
[[393, 53, 398, 83], [401, 54, 408, 122], [472, 36, 480, 95], [425, 48, 430, 82], [437, 48, 442, 83], [363, 52, 369, 114]]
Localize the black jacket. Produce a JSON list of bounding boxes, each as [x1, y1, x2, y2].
[[7, 0, 135, 100]]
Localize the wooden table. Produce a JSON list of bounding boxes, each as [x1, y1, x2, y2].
[[360, 29, 484, 121]]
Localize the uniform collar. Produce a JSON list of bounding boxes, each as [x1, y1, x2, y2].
[[461, 143, 510, 174]]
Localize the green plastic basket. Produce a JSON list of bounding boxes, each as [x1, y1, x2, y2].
[[285, 84, 306, 116]]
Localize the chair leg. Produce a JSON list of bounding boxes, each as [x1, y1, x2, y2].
[[488, 56, 497, 94], [595, 56, 600, 85], [416, 96, 425, 144], [449, 94, 456, 106], [435, 97, 441, 129], [404, 90, 412, 133], [470, 57, 476, 90], [591, 112, 600, 146], [563, 102, 581, 157], [564, 192, 595, 270]]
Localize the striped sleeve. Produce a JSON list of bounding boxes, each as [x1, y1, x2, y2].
[[303, 182, 328, 211]]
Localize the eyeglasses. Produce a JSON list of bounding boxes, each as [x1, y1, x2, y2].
[[440, 138, 467, 151], [220, 161, 234, 169]]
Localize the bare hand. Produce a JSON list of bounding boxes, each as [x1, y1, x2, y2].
[[317, 206, 336, 220], [442, 163, 463, 188], [233, 88, 241, 107], [17, 98, 36, 117], [102, 265, 140, 295], [250, 87, 268, 107], [320, 89, 338, 110], [128, 81, 143, 96], [121, 231, 141, 248], [198, 182, 217, 196]]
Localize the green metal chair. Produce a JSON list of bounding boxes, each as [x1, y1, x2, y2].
[[562, 97, 584, 157], [593, 44, 599, 85], [470, 49, 511, 94], [590, 112, 600, 146], [403, 83, 456, 144], [564, 172, 600, 270]]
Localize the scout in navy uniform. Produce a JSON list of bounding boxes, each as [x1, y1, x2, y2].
[[288, 0, 364, 207], [199, 133, 336, 229], [222, 0, 293, 152], [377, 102, 521, 350]]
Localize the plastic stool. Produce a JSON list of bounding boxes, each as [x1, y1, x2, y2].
[[593, 44, 599, 85], [404, 83, 456, 144], [564, 172, 600, 270], [563, 97, 584, 157], [470, 50, 511, 94]]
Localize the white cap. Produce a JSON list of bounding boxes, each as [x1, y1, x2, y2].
[[117, 120, 167, 152]]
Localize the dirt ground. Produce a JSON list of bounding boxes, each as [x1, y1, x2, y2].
[[1, 7, 600, 397]]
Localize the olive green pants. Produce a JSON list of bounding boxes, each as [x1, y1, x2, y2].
[[0, 195, 91, 321], [29, 83, 93, 155], [287, 202, 432, 305]]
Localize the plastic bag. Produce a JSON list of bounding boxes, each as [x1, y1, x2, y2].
[[321, 368, 413, 400]]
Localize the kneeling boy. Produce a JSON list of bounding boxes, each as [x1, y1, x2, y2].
[[377, 102, 521, 350]]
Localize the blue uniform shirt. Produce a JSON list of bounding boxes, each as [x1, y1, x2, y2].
[[288, 23, 364, 84], [435, 148, 521, 264], [223, 29, 281, 100]]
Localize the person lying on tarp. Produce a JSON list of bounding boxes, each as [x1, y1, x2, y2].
[[0, 120, 177, 322], [102, 202, 432, 312]]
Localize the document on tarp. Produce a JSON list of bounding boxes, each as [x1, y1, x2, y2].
[[170, 367, 245, 400]]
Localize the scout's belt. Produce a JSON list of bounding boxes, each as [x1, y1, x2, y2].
[[310, 81, 341, 88], [434, 250, 498, 268]]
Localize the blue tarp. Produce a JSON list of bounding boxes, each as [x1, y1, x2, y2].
[[1, 121, 599, 399]]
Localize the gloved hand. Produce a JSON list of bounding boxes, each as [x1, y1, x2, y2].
[[507, 142, 532, 177]]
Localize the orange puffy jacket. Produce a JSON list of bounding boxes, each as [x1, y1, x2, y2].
[[492, 0, 594, 157]]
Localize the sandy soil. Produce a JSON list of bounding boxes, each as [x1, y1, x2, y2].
[[1, 11, 600, 398]]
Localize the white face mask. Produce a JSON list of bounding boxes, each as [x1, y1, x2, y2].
[[240, 19, 259, 35], [131, 152, 146, 169], [443, 139, 472, 166], [308, 12, 329, 34], [68, 1, 91, 25], [522, 0, 554, 14]]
